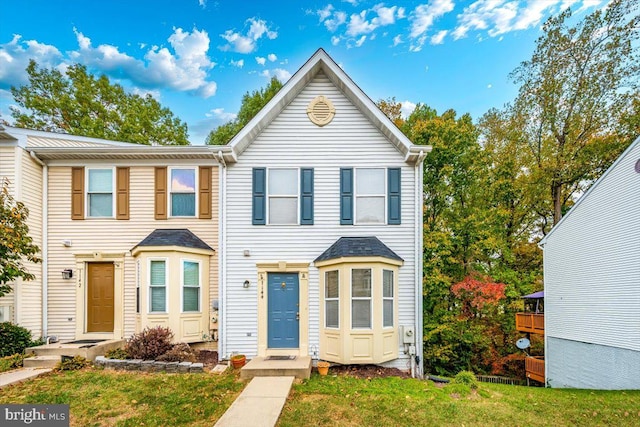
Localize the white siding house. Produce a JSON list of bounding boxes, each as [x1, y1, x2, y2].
[[217, 49, 430, 376], [540, 136, 640, 389]]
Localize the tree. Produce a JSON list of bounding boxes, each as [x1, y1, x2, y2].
[[11, 60, 189, 145], [510, 0, 639, 227], [206, 77, 283, 145], [0, 179, 41, 297]]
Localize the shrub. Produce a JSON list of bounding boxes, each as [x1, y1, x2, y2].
[[125, 326, 174, 360], [104, 348, 129, 360], [454, 370, 479, 389], [0, 353, 24, 372], [59, 355, 90, 371], [0, 322, 32, 357], [157, 343, 196, 363]]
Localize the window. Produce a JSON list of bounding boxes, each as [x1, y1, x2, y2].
[[170, 168, 196, 217], [268, 168, 298, 224], [351, 269, 372, 328], [87, 168, 114, 217], [341, 168, 400, 225], [325, 271, 339, 328], [355, 169, 385, 224], [149, 260, 167, 312], [182, 260, 200, 312], [383, 270, 394, 327]]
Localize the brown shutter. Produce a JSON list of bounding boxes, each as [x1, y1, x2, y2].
[[154, 167, 167, 220], [71, 167, 84, 220], [116, 167, 130, 220], [198, 167, 212, 219]]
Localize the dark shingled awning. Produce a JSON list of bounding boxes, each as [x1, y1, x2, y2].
[[314, 237, 403, 263], [133, 229, 213, 251]]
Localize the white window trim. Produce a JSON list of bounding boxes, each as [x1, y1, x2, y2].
[[324, 270, 340, 329], [168, 166, 198, 218], [181, 258, 201, 313], [354, 167, 386, 225], [85, 167, 116, 218], [350, 267, 372, 330], [382, 269, 394, 328], [266, 167, 299, 225], [148, 258, 168, 314]]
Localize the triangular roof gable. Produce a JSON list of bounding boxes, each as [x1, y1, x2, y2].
[[540, 135, 640, 245], [226, 48, 427, 164]]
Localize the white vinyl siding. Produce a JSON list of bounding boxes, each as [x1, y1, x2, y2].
[[182, 260, 201, 312], [87, 168, 114, 217], [149, 260, 167, 313], [268, 168, 298, 224], [543, 140, 640, 354], [222, 71, 418, 368]]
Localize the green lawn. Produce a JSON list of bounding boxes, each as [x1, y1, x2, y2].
[[2, 368, 639, 426]]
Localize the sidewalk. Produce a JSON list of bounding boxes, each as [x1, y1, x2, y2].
[[214, 376, 294, 427], [0, 367, 53, 389]]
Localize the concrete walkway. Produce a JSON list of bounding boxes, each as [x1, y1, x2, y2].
[[214, 376, 294, 427], [0, 367, 53, 389]]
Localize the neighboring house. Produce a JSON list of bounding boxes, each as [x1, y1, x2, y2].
[[0, 126, 220, 344], [539, 136, 640, 389], [215, 49, 430, 376]]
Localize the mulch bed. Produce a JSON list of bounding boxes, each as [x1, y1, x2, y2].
[[195, 350, 218, 370], [328, 364, 412, 379]]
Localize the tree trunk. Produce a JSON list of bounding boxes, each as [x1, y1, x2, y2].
[[552, 182, 563, 225]]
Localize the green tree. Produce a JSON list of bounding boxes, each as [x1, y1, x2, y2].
[[0, 179, 41, 297], [206, 77, 283, 145], [510, 0, 639, 227], [11, 60, 189, 145]]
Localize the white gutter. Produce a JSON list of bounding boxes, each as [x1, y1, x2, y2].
[[217, 151, 227, 358], [29, 151, 48, 339], [414, 150, 426, 378]]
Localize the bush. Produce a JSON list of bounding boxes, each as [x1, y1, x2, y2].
[[0, 322, 32, 357], [454, 370, 479, 389], [157, 343, 196, 363], [125, 326, 174, 360], [0, 354, 24, 372], [59, 355, 90, 371], [104, 348, 129, 360]]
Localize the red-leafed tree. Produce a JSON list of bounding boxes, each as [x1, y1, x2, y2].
[[452, 275, 506, 317]]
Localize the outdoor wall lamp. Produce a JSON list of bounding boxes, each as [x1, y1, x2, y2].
[[243, 280, 250, 288], [62, 269, 73, 280]]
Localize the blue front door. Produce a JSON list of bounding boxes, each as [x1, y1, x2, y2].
[[267, 273, 299, 348]]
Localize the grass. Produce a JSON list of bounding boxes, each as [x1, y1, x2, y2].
[[0, 367, 244, 426], [2, 368, 639, 426], [277, 373, 640, 427]]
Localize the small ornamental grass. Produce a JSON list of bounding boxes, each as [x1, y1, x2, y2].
[[104, 347, 129, 360], [58, 355, 90, 371], [125, 326, 173, 361], [454, 370, 479, 389]]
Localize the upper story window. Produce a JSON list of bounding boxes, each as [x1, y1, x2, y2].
[[87, 168, 114, 217], [170, 168, 196, 217], [268, 168, 298, 224], [355, 168, 385, 224], [340, 167, 401, 225], [252, 168, 314, 225]]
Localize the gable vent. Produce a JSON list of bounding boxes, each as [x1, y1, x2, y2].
[[307, 96, 336, 127]]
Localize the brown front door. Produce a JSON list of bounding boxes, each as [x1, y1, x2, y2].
[[87, 262, 114, 333]]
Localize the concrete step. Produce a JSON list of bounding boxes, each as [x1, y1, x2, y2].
[[240, 356, 311, 380], [26, 339, 125, 361], [23, 355, 61, 369]]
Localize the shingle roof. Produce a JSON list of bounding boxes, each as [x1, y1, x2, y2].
[[133, 229, 213, 251], [314, 237, 403, 263]]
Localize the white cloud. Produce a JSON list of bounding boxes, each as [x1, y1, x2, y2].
[[132, 87, 161, 99], [392, 34, 403, 46], [355, 35, 366, 47], [487, 84, 492, 89], [373, 5, 399, 25], [219, 18, 277, 53], [260, 68, 292, 81], [230, 59, 244, 68], [205, 107, 237, 121], [255, 56, 266, 65], [331, 36, 341, 45], [430, 30, 448, 45], [409, 0, 454, 51], [267, 53, 277, 62], [317, 4, 334, 21], [347, 11, 377, 36], [400, 100, 416, 118], [0, 35, 63, 89], [342, 0, 358, 5], [325, 11, 347, 31], [198, 0, 206, 9]]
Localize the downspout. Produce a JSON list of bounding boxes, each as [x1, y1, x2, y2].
[[29, 151, 48, 339], [414, 150, 426, 379], [216, 151, 227, 358]]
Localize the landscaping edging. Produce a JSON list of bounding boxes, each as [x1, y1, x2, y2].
[[94, 356, 205, 373]]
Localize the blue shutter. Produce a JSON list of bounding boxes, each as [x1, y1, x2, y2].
[[388, 168, 401, 224], [300, 168, 314, 225], [252, 168, 266, 225], [340, 168, 353, 225]]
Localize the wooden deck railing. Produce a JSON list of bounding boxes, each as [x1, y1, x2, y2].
[[525, 356, 545, 383], [515, 312, 544, 334]]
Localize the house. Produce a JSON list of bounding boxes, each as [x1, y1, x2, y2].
[[0, 126, 220, 344], [214, 49, 430, 377], [1, 48, 429, 376], [539, 136, 640, 389]]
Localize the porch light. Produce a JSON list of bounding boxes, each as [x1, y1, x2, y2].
[[62, 269, 73, 280]]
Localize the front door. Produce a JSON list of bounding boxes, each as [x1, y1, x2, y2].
[[87, 262, 114, 333], [267, 273, 299, 348]]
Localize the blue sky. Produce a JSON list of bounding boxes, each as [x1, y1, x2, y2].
[[0, 0, 606, 145]]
